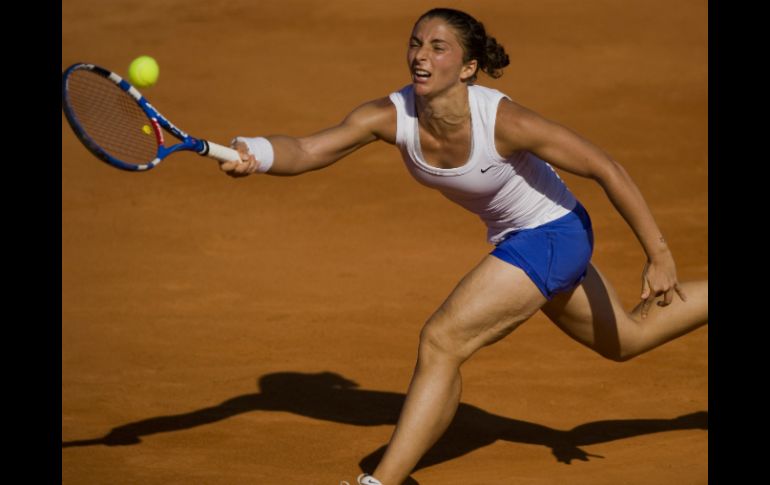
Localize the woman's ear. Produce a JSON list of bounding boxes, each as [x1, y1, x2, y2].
[[460, 59, 479, 82]]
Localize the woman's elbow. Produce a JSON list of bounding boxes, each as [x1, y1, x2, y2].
[[592, 159, 630, 187]]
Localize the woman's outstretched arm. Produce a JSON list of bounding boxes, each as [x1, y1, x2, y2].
[[220, 97, 396, 176]]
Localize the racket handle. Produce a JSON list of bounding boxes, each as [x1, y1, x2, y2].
[[201, 140, 241, 163]]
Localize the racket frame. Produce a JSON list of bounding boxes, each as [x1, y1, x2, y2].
[[62, 63, 232, 171]]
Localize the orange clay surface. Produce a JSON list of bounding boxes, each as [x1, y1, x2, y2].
[[62, 1, 708, 483]]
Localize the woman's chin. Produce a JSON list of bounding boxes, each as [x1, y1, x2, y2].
[[412, 82, 431, 96], [412, 79, 464, 98]]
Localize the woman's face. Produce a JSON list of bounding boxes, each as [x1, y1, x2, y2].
[[407, 17, 477, 97]]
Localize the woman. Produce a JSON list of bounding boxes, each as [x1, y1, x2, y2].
[[221, 8, 708, 485]]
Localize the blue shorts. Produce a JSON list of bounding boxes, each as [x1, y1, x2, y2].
[[490, 202, 594, 300]]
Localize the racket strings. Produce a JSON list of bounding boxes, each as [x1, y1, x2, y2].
[[66, 70, 159, 165]]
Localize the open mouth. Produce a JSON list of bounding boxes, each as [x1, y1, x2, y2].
[[412, 68, 431, 80]]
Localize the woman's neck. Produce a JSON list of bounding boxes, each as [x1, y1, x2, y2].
[[415, 83, 470, 138]]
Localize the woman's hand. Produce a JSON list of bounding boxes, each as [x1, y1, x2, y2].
[[640, 252, 688, 318], [219, 141, 262, 178]]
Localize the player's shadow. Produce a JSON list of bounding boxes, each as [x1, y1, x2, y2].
[[62, 371, 707, 480]]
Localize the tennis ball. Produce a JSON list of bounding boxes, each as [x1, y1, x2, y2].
[[128, 56, 159, 88]]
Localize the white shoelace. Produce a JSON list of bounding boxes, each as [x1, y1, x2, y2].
[[339, 474, 382, 485]]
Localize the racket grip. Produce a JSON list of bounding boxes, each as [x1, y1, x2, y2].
[[202, 141, 241, 163]]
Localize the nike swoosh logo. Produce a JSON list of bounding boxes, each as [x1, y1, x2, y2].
[[480, 166, 492, 173]]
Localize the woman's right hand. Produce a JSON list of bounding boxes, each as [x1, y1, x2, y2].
[[219, 141, 261, 178]]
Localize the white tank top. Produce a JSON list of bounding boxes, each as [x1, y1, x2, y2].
[[389, 84, 577, 244]]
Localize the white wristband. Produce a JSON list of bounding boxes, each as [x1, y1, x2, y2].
[[231, 136, 275, 173]]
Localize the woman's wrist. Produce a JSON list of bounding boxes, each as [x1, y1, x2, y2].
[[646, 236, 673, 262], [231, 136, 275, 173]]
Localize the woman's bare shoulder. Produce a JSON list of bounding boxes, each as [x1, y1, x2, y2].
[[496, 97, 544, 125], [345, 96, 397, 144], [495, 98, 559, 153]]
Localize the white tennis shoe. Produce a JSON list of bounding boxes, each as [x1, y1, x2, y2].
[[340, 473, 383, 485]]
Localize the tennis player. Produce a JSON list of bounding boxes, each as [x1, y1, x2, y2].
[[220, 8, 708, 485]]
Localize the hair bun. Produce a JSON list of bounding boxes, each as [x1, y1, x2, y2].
[[482, 36, 510, 79]]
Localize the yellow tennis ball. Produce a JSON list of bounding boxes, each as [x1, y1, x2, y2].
[[128, 56, 159, 88]]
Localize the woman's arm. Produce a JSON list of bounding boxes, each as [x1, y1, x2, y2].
[[221, 97, 396, 176], [495, 99, 686, 315]]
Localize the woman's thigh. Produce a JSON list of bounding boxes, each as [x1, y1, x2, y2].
[[540, 262, 637, 359], [423, 255, 548, 360]]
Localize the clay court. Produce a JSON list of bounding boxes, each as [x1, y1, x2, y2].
[[61, 1, 708, 483]]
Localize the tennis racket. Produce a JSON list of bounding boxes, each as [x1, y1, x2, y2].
[[62, 62, 240, 171]]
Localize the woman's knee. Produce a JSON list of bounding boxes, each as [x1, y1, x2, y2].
[[418, 315, 471, 365], [593, 316, 644, 362]]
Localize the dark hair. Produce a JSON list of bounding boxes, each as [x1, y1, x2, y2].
[[416, 8, 509, 83]]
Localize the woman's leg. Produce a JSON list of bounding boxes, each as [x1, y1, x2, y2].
[[372, 255, 548, 485], [541, 262, 707, 361]]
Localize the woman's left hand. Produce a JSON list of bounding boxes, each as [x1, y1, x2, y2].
[[640, 253, 687, 319]]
